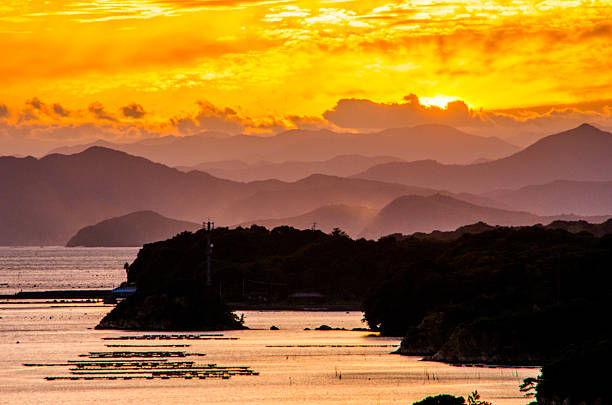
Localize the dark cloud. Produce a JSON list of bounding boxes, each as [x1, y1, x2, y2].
[[121, 103, 146, 119], [26, 97, 44, 110], [0, 104, 8, 119], [52, 103, 70, 117], [88, 102, 117, 122]]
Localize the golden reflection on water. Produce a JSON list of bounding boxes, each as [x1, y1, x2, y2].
[[0, 303, 538, 405]]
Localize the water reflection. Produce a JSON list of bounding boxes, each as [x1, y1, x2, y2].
[[0, 304, 537, 405]]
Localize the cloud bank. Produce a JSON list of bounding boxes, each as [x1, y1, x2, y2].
[[2, 94, 612, 157]]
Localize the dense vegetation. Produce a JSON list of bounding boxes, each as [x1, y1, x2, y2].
[[106, 223, 612, 398], [116, 225, 611, 374], [126, 226, 612, 335], [126, 225, 415, 303], [519, 338, 612, 404], [97, 282, 245, 331]]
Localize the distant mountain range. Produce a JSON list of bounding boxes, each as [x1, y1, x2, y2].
[[0, 147, 244, 245], [237, 205, 378, 236], [48, 124, 519, 166], [360, 194, 610, 238], [70, 206, 612, 246], [66, 211, 200, 247], [238, 194, 610, 239], [0, 146, 490, 245], [355, 124, 612, 193], [177, 155, 403, 182], [484, 180, 612, 216], [4, 123, 612, 245]]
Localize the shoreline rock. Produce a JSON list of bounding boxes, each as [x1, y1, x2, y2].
[[96, 287, 247, 331]]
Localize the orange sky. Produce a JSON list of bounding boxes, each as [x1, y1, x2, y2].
[[1, 0, 611, 146]]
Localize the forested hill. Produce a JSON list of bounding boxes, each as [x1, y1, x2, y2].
[[123, 224, 612, 365]]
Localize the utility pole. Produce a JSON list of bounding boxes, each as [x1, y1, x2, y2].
[[204, 220, 214, 287], [311, 222, 317, 231]]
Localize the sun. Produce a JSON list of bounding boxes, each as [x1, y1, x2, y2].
[[419, 95, 463, 109]]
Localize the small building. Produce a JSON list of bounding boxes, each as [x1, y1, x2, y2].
[[111, 285, 137, 298], [104, 284, 137, 304]]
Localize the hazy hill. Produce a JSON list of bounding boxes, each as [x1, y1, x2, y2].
[[359, 194, 611, 239], [484, 180, 612, 216], [2, 147, 484, 245], [48, 124, 518, 166], [237, 205, 378, 237], [409, 218, 612, 241], [355, 124, 612, 194], [0, 146, 259, 245], [360, 194, 540, 238], [66, 211, 201, 247], [224, 174, 442, 223], [178, 155, 404, 182]]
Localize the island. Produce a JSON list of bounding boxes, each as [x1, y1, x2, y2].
[[66, 210, 200, 247]]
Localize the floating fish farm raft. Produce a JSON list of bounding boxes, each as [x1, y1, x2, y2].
[[25, 334, 258, 381]]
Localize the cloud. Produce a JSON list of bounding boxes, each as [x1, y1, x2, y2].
[[19, 108, 38, 123], [26, 97, 44, 110], [193, 101, 246, 134], [170, 101, 305, 135], [580, 23, 612, 39], [88, 102, 117, 122], [322, 94, 612, 142], [53, 103, 70, 117], [286, 115, 335, 131], [323, 94, 483, 130], [172, 116, 199, 134], [0, 104, 8, 119], [173, 101, 261, 135], [121, 103, 146, 119]]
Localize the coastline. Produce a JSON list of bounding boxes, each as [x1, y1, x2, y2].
[[0, 290, 362, 314]]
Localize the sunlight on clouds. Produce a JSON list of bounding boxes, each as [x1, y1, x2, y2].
[[0, 0, 611, 127], [420, 95, 463, 109]]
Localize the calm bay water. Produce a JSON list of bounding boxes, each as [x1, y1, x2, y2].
[[0, 248, 538, 404], [0, 247, 138, 294]]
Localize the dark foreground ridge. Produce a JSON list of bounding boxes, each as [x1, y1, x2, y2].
[[94, 223, 612, 402], [96, 222, 612, 397]]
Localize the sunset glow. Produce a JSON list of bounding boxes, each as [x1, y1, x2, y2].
[[1, 0, 611, 146]]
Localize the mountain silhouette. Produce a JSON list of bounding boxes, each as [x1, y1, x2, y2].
[[359, 194, 611, 239], [408, 218, 612, 241], [484, 180, 612, 216], [224, 174, 442, 223], [0, 146, 255, 245], [66, 211, 201, 247], [48, 124, 518, 166], [237, 204, 378, 237], [178, 155, 404, 182], [2, 147, 492, 245], [355, 124, 612, 194]]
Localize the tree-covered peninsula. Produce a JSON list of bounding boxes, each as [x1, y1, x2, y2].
[[98, 224, 612, 372]]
